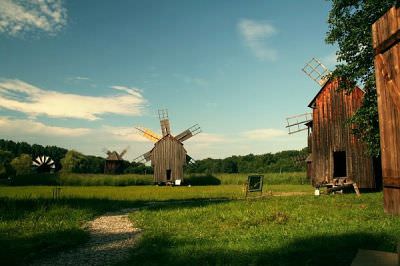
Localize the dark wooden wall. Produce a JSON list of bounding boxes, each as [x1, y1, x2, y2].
[[104, 160, 122, 174], [372, 6, 400, 214], [310, 79, 375, 188], [151, 135, 187, 183]]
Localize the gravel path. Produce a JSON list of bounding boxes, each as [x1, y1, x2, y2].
[[31, 208, 141, 266]]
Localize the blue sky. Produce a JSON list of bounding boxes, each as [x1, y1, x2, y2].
[[0, 0, 338, 160]]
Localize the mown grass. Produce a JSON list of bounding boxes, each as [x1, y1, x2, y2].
[[125, 193, 400, 266], [1, 185, 394, 266], [0, 185, 257, 265], [6, 171, 308, 187], [9, 173, 154, 186]]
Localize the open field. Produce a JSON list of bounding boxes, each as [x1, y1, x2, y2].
[[7, 172, 307, 186], [1, 185, 399, 265]]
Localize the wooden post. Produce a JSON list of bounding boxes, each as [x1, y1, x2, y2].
[[372, 6, 400, 215]]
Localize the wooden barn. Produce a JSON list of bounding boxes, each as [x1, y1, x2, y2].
[[135, 109, 200, 184], [104, 149, 127, 174], [372, 6, 400, 214], [306, 78, 377, 189]]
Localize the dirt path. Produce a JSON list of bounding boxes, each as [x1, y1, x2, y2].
[[31, 208, 141, 266]]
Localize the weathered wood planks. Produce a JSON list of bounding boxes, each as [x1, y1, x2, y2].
[[372, 6, 400, 214], [309, 79, 375, 188], [151, 135, 187, 183]]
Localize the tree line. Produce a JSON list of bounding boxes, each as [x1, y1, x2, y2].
[[186, 148, 308, 174], [0, 139, 152, 177], [0, 139, 307, 177]]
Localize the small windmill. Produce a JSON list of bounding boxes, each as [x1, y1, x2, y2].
[[32, 156, 55, 173], [104, 147, 128, 174], [134, 109, 201, 184]]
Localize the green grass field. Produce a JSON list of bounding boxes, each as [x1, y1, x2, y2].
[[0, 182, 399, 265], [8, 171, 308, 186]]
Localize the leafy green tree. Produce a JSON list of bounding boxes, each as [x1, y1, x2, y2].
[[60, 150, 89, 173], [0, 150, 14, 178], [10, 154, 32, 176], [326, 0, 396, 156]]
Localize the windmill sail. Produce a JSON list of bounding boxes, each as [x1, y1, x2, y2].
[[186, 155, 196, 165], [286, 113, 312, 134], [160, 119, 171, 136], [119, 147, 129, 158], [136, 127, 161, 142], [32, 155, 55, 172], [158, 109, 171, 136], [302, 58, 332, 86], [133, 151, 151, 163], [176, 124, 201, 142]]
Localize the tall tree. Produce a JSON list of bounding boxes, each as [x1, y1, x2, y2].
[[11, 154, 32, 176], [325, 0, 397, 157]]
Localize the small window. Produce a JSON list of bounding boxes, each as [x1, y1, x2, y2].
[[333, 151, 346, 177]]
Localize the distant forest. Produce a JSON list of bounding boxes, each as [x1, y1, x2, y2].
[[0, 139, 308, 174], [186, 149, 308, 174]]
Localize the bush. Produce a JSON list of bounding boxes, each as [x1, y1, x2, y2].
[[11, 154, 32, 176], [60, 150, 89, 173], [0, 150, 14, 178]]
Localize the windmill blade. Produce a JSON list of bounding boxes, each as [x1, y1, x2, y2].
[[32, 155, 56, 172], [119, 146, 129, 158], [160, 119, 171, 136], [158, 109, 171, 136], [133, 151, 152, 163], [32, 157, 41, 166], [186, 155, 196, 165], [136, 127, 161, 142], [302, 58, 332, 86], [176, 124, 201, 142], [286, 113, 312, 134]]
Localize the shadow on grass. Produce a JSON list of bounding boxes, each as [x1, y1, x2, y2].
[[120, 232, 396, 266], [184, 174, 221, 186], [0, 196, 232, 221], [0, 197, 232, 265], [0, 228, 88, 266]]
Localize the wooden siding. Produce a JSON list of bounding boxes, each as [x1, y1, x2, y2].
[[372, 6, 400, 214], [151, 135, 187, 183], [104, 160, 123, 174], [310, 79, 375, 188]]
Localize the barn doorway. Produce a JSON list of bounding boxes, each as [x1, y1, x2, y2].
[[333, 151, 347, 177], [166, 169, 172, 181]]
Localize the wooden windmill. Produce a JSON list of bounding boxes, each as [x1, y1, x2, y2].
[[104, 148, 128, 174], [286, 58, 377, 190], [32, 156, 55, 173], [134, 109, 201, 184]]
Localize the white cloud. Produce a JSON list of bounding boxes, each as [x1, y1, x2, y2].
[[0, 117, 90, 137], [241, 128, 286, 140], [0, 79, 147, 121], [238, 19, 277, 61], [0, 0, 67, 37]]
